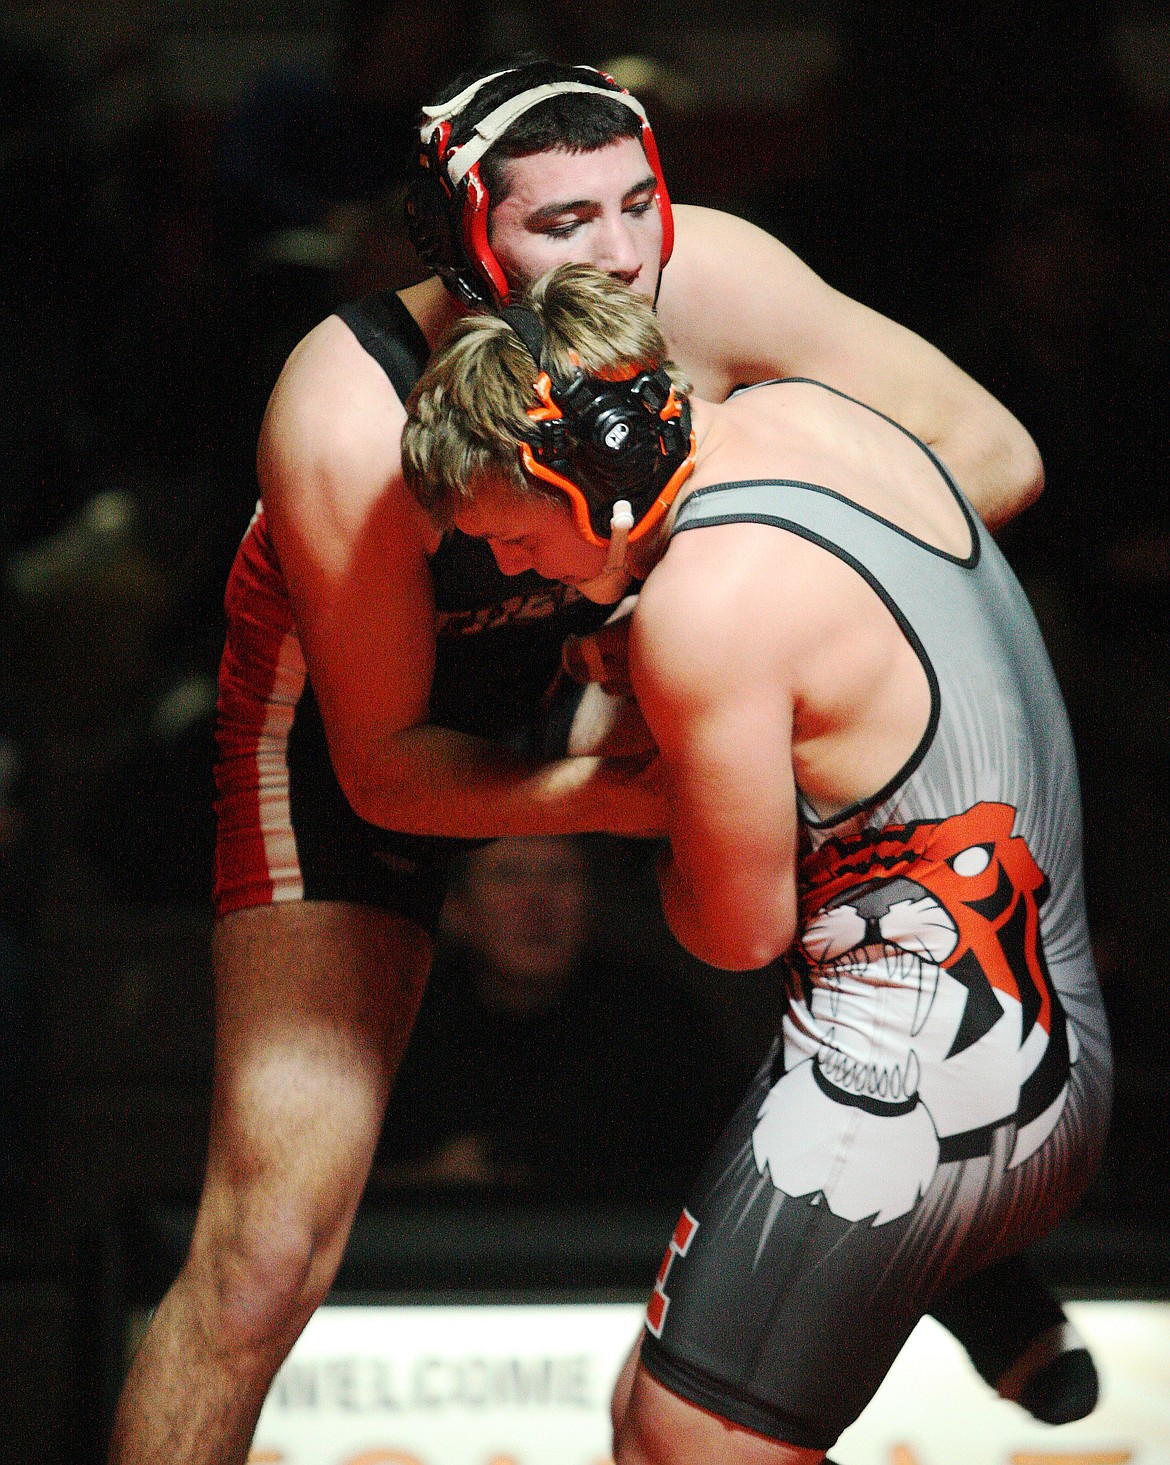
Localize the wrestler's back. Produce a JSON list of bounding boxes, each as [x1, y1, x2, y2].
[[662, 379, 973, 825], [665, 380, 1109, 1057]]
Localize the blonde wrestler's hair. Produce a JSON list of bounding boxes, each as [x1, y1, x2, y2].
[[401, 263, 690, 529]]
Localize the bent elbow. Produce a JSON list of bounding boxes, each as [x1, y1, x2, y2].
[[330, 745, 393, 828], [985, 422, 1044, 530], [711, 930, 790, 973], [658, 853, 796, 970], [664, 892, 792, 972], [1017, 434, 1045, 511], [334, 762, 377, 825]]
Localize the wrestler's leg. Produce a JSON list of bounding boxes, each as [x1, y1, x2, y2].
[[615, 1365, 823, 1465], [610, 1269, 1093, 1463], [611, 1332, 643, 1444], [107, 900, 431, 1465], [931, 1252, 1098, 1423]]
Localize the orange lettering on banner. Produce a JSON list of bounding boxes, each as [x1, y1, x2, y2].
[[890, 1447, 924, 1465], [345, 1452, 426, 1465], [485, 1457, 521, 1465], [1012, 1454, 1132, 1465]]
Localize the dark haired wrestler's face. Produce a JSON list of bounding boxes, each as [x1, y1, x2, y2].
[[487, 138, 662, 299]]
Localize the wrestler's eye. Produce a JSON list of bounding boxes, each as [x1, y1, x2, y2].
[[950, 844, 992, 878]]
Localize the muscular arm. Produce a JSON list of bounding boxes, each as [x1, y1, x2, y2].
[[658, 206, 1042, 529], [629, 549, 800, 971], [259, 317, 663, 841]]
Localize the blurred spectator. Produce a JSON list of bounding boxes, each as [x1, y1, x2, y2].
[[375, 835, 738, 1204]]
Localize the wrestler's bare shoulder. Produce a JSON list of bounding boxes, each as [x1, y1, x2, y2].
[[642, 475, 879, 688], [633, 518, 804, 697], [661, 203, 779, 284], [258, 316, 408, 542], [656, 205, 829, 400], [262, 276, 460, 486], [268, 313, 404, 445], [257, 309, 442, 561]]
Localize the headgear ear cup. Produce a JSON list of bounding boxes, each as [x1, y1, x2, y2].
[[404, 119, 486, 305], [499, 303, 696, 551], [407, 64, 675, 307]]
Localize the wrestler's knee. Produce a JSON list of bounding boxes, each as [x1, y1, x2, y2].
[[182, 1179, 342, 1364], [184, 1109, 367, 1361], [613, 1406, 669, 1465], [613, 1368, 689, 1465]]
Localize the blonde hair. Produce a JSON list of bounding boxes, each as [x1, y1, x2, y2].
[[401, 264, 690, 529]]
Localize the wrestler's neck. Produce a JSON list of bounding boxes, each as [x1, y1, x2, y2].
[[400, 275, 465, 349]]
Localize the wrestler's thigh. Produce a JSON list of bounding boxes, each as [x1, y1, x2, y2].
[[203, 900, 431, 1229], [616, 1365, 822, 1465]]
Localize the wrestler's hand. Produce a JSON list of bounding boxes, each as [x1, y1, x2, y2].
[[563, 596, 657, 760], [567, 684, 657, 760], [562, 595, 637, 696]]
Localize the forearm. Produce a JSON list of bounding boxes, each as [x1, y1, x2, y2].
[[914, 365, 1044, 530], [814, 309, 1043, 528], [341, 722, 662, 840]]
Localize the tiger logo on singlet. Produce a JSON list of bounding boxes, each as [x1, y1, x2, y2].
[[752, 802, 1076, 1224]]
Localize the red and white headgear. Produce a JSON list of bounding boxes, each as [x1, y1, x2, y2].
[[405, 62, 674, 307]]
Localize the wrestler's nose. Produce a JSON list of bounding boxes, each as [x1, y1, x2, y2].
[[597, 214, 642, 285]]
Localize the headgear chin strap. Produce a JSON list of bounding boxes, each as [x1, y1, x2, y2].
[[500, 304, 696, 601], [406, 65, 674, 307], [575, 501, 636, 604]]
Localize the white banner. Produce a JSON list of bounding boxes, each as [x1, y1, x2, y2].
[[252, 1301, 642, 1465], [836, 1302, 1170, 1465], [250, 1301, 1170, 1465]]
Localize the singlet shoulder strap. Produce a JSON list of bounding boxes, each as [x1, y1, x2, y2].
[[334, 290, 431, 403]]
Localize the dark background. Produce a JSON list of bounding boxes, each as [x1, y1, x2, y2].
[[1, 2, 1167, 1459]]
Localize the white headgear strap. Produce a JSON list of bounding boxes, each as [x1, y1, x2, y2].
[[421, 73, 650, 188]]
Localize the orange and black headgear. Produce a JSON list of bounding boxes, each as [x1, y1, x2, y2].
[[499, 303, 695, 548], [405, 61, 674, 308]]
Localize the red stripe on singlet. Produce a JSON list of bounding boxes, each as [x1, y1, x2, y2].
[[212, 503, 307, 915]]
